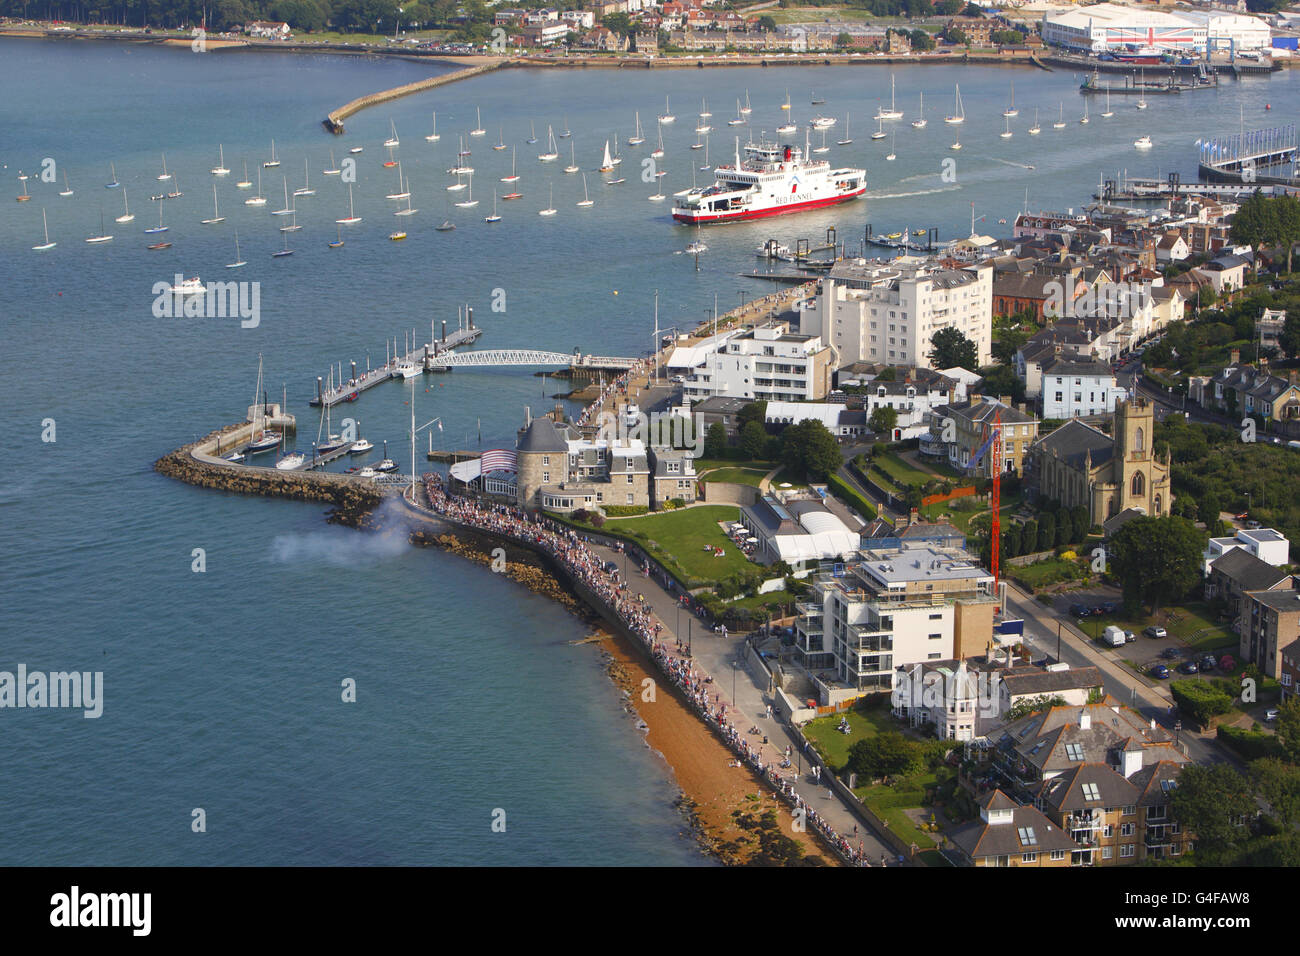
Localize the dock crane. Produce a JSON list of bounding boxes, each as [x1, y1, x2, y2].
[[963, 412, 1003, 595]]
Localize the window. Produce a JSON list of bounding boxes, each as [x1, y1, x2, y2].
[[1120, 822, 1134, 837], [626, 493, 633, 504], [542, 472, 550, 483], [1017, 826, 1038, 847], [1021, 852, 1038, 864], [929, 633, 942, 640], [542, 456, 549, 466], [1134, 427, 1144, 453], [1103, 824, 1114, 838], [1102, 846, 1113, 860], [929, 613, 942, 620], [1065, 743, 1085, 762], [1081, 781, 1100, 799], [1122, 806, 1135, 816], [1049, 850, 1066, 861], [1120, 844, 1135, 859], [626, 474, 633, 484], [1131, 471, 1145, 498]]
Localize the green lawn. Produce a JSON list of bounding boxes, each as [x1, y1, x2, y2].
[[875, 452, 936, 488], [1005, 556, 1088, 590], [727, 589, 796, 612], [699, 467, 767, 487], [606, 505, 756, 582], [1088, 602, 1235, 649], [802, 705, 894, 773]]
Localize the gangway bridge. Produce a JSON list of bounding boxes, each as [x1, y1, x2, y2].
[[425, 349, 639, 370], [1198, 124, 1297, 185]]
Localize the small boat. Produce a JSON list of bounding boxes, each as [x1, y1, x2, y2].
[[245, 167, 267, 206], [169, 276, 205, 296], [885, 132, 896, 162], [349, 425, 373, 454], [33, 208, 56, 250], [280, 209, 301, 232], [559, 116, 571, 138], [16, 177, 30, 202], [1052, 103, 1066, 129], [264, 139, 281, 168], [502, 190, 523, 200], [426, 112, 440, 142], [389, 230, 407, 241], [538, 184, 557, 216], [227, 230, 247, 268], [272, 177, 293, 216], [564, 141, 580, 174], [538, 126, 559, 162], [201, 184, 225, 224], [454, 174, 478, 208], [599, 140, 616, 172], [144, 203, 168, 234], [527, 121, 538, 145], [660, 95, 676, 124], [1028, 108, 1041, 135], [1137, 69, 1148, 110], [502, 146, 521, 183], [1101, 90, 1113, 119], [58, 170, 73, 197], [395, 173, 417, 217], [157, 154, 172, 180], [86, 210, 113, 243], [336, 184, 362, 224], [105, 162, 120, 188], [950, 130, 962, 151], [484, 193, 502, 223], [276, 452, 304, 471], [493, 126, 507, 151], [237, 160, 252, 189], [911, 92, 926, 129], [944, 85, 964, 125], [272, 232, 294, 257], [386, 161, 410, 200], [166, 176, 183, 199], [436, 220, 455, 231], [651, 125, 665, 159], [376, 442, 398, 471], [740, 91, 751, 116], [115, 188, 134, 223], [470, 107, 486, 137], [1002, 81, 1018, 118], [814, 128, 830, 154], [211, 144, 230, 176], [147, 241, 172, 250], [1079, 101, 1090, 125], [871, 116, 886, 140], [349, 145, 364, 154], [728, 99, 745, 127], [383, 145, 398, 168], [384, 120, 400, 149], [577, 173, 594, 208], [837, 116, 853, 146], [329, 225, 345, 248], [324, 150, 341, 176], [1001, 115, 1013, 139], [294, 159, 315, 196], [811, 91, 825, 106], [1134, 135, 1153, 150]]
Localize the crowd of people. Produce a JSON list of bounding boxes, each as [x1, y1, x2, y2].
[[574, 360, 648, 430], [418, 472, 874, 866]]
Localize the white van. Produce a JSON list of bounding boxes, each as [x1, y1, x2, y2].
[[1102, 625, 1127, 647]]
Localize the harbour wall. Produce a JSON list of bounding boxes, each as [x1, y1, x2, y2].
[[323, 58, 507, 133]]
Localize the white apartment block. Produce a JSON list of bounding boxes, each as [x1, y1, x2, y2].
[[800, 258, 993, 371], [1040, 358, 1129, 420], [1203, 527, 1292, 575], [680, 322, 835, 403]]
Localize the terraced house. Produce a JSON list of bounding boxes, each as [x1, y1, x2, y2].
[[1188, 354, 1300, 431], [949, 790, 1076, 867]]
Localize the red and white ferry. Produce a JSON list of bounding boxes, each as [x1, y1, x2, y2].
[[671, 139, 865, 225]]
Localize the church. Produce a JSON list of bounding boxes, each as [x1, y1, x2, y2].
[[1027, 397, 1173, 526]]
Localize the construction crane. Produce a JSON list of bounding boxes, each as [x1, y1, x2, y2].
[[963, 411, 1003, 595]]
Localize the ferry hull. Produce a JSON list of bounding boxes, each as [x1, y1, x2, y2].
[[672, 186, 865, 225]]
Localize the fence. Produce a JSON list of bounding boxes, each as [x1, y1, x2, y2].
[[920, 486, 977, 508]]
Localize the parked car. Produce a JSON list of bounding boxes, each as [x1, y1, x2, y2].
[[1150, 664, 1171, 679], [1071, 604, 1091, 618], [1199, 655, 1218, 671], [1144, 626, 1168, 639], [1161, 647, 1182, 660], [1124, 631, 1137, 643], [1098, 601, 1118, 614], [1178, 661, 1199, 674], [1266, 709, 1280, 722]]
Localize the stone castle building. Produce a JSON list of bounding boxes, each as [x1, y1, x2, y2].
[[1028, 397, 1173, 525]]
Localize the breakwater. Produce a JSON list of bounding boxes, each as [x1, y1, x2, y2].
[[323, 57, 507, 134]]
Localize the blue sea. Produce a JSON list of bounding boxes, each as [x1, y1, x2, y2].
[[0, 38, 1289, 864]]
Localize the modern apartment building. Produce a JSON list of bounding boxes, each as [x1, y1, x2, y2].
[[793, 544, 997, 702], [799, 258, 993, 369], [1239, 588, 1300, 680], [679, 322, 835, 403]]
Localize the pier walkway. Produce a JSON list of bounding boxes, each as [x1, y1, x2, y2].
[[324, 57, 508, 134], [1198, 124, 1298, 185]]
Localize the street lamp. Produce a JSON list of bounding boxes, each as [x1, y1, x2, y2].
[[732, 659, 738, 705]]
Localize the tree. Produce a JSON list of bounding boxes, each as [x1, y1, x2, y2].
[[928, 326, 978, 371], [1107, 516, 1206, 615], [704, 422, 728, 458], [1197, 491, 1222, 526], [1021, 519, 1038, 554], [780, 419, 842, 481], [1281, 311, 1300, 358], [837, 31, 852, 49], [908, 29, 935, 52], [1169, 679, 1233, 727], [1004, 695, 1067, 721], [1276, 696, 1300, 765], [740, 420, 767, 459], [847, 732, 923, 779], [944, 27, 967, 45], [1168, 763, 1256, 863], [1250, 758, 1300, 827], [978, 364, 1026, 404], [1004, 524, 1022, 557], [991, 29, 1025, 45], [868, 405, 898, 435], [1037, 512, 1055, 552], [757, 14, 777, 32], [737, 400, 767, 430]]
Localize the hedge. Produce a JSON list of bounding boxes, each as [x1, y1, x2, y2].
[[1170, 679, 1233, 727], [827, 473, 877, 521], [1217, 724, 1285, 761], [603, 505, 649, 517]]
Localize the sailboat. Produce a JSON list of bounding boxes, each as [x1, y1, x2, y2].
[[628, 112, 645, 146], [696, 99, 712, 134], [878, 74, 903, 119], [15, 176, 30, 202], [337, 184, 362, 224], [272, 230, 294, 257], [329, 225, 345, 248], [538, 184, 556, 216], [837, 116, 853, 145], [728, 99, 745, 127], [494, 126, 507, 151], [527, 121, 538, 145], [1002, 81, 1018, 118], [950, 129, 962, 151], [384, 145, 398, 168], [324, 150, 341, 176], [1137, 69, 1148, 110], [157, 154, 171, 181], [201, 184, 225, 224], [275, 385, 305, 470], [105, 162, 120, 188], [777, 109, 796, 135], [387, 161, 410, 200], [247, 360, 282, 453], [316, 378, 346, 454], [485, 193, 502, 222], [612, 138, 623, 166], [577, 173, 594, 207], [384, 120, 400, 149], [699, 137, 711, 170], [502, 146, 521, 183], [264, 139, 280, 168], [559, 116, 571, 138], [1101, 90, 1113, 118], [1028, 108, 1041, 135], [814, 128, 830, 154], [1052, 103, 1066, 129], [564, 141, 580, 174], [237, 160, 252, 189], [885, 133, 896, 162], [871, 115, 886, 140], [33, 208, 56, 250], [660, 96, 676, 124], [294, 159, 315, 196], [454, 173, 478, 208], [911, 92, 927, 129], [115, 188, 134, 223], [1001, 115, 1013, 139], [395, 172, 417, 216], [211, 144, 230, 176], [426, 112, 440, 142], [538, 126, 559, 162], [86, 209, 113, 243], [272, 176, 292, 215], [145, 202, 168, 233], [781, 90, 791, 111], [166, 175, 183, 199], [57, 170, 73, 197], [280, 207, 301, 232], [245, 167, 267, 206], [599, 141, 615, 172], [699, 97, 711, 118], [944, 85, 964, 124], [470, 107, 486, 137], [649, 169, 665, 202], [1080, 100, 1090, 125], [651, 125, 665, 159], [227, 230, 247, 267], [740, 91, 751, 116]]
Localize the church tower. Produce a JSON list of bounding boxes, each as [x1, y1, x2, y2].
[[1113, 397, 1167, 517]]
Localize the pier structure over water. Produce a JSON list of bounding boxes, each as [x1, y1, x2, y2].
[[1198, 124, 1298, 185], [425, 349, 638, 370]]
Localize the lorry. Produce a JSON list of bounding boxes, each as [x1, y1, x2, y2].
[[1102, 625, 1127, 647]]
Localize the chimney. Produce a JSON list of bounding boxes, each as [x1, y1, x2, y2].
[[1079, 712, 1091, 731], [1290, 370, 1298, 387], [909, 508, 920, 526], [998, 395, 1011, 407], [1230, 349, 1240, 366], [525, 406, 532, 427]]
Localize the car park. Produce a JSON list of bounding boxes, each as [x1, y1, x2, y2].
[[1199, 655, 1218, 671], [1124, 631, 1137, 643], [1144, 626, 1167, 639], [1178, 661, 1199, 674], [1098, 601, 1118, 614], [1150, 664, 1170, 679], [1161, 647, 1182, 660], [1071, 604, 1091, 618]]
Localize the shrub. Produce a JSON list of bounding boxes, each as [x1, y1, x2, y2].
[[604, 505, 649, 517], [1218, 724, 1285, 761], [589, 513, 606, 528], [1171, 679, 1234, 727], [571, 508, 590, 523]]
